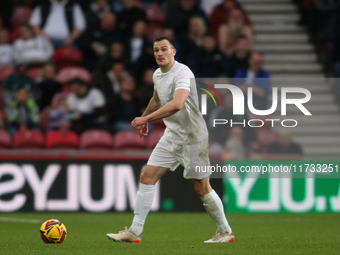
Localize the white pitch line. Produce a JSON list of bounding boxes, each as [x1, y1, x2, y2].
[[0, 217, 42, 224]]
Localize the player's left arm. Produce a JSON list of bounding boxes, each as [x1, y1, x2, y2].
[[131, 89, 190, 128]]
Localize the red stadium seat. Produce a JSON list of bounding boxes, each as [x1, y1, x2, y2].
[[13, 130, 45, 149], [0, 66, 15, 82], [40, 109, 50, 133], [46, 130, 79, 149], [80, 129, 113, 150], [57, 67, 91, 84], [146, 5, 166, 42], [11, 27, 20, 42], [27, 67, 43, 81], [0, 129, 11, 149], [53, 47, 83, 71], [152, 119, 166, 130], [146, 129, 164, 149], [0, 85, 3, 111], [113, 130, 146, 149], [10, 6, 32, 28]]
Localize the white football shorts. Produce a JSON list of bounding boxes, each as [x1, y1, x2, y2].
[[147, 136, 211, 179]]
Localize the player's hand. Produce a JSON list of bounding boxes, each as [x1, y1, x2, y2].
[[131, 117, 148, 129], [137, 124, 149, 138]]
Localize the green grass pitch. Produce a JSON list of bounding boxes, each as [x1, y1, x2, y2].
[[0, 213, 339, 255]]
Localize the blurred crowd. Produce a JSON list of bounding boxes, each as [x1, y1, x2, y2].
[[294, 0, 340, 102], [0, 0, 303, 158]]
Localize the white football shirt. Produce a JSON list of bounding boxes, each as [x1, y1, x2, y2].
[[153, 61, 208, 145]]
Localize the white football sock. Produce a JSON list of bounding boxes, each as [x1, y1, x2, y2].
[[130, 183, 155, 236], [200, 189, 232, 234]]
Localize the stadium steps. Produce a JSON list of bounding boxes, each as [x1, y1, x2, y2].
[[239, 0, 340, 159], [264, 54, 317, 64], [264, 63, 322, 74], [243, 4, 297, 13], [251, 14, 300, 24], [254, 24, 305, 34], [254, 44, 314, 53], [255, 34, 309, 44]]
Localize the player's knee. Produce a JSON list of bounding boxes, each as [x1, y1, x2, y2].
[[140, 170, 154, 185]]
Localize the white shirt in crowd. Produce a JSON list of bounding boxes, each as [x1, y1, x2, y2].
[[29, 0, 86, 40], [153, 61, 208, 145], [67, 87, 105, 114], [13, 36, 54, 65], [200, 0, 223, 15], [245, 69, 256, 86], [0, 44, 13, 67], [130, 38, 143, 63]]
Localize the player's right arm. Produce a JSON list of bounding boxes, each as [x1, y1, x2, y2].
[[136, 90, 161, 137], [142, 90, 162, 117]]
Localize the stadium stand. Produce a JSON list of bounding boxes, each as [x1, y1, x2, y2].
[[57, 67, 91, 84], [53, 47, 84, 71], [0, 0, 338, 159], [10, 6, 32, 28], [146, 129, 164, 149], [113, 130, 146, 149], [0, 129, 11, 149], [12, 129, 45, 149], [80, 129, 113, 150], [27, 67, 43, 81], [46, 130, 79, 149]]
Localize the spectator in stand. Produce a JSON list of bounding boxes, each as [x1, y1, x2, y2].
[[208, 92, 253, 147], [13, 24, 54, 66], [67, 78, 106, 134], [161, 27, 181, 60], [0, 29, 13, 67], [222, 126, 245, 160], [179, 16, 207, 64], [97, 61, 129, 110], [188, 33, 230, 78], [90, 0, 112, 19], [133, 42, 159, 84], [6, 87, 40, 135], [267, 129, 303, 156], [117, 0, 147, 37], [110, 75, 141, 133], [95, 41, 126, 77], [166, 0, 208, 36], [90, 12, 120, 55], [200, 0, 223, 16], [218, 8, 253, 57], [139, 68, 156, 108], [125, 20, 147, 66], [81, 12, 121, 71], [229, 35, 251, 77], [29, 0, 86, 48], [47, 92, 70, 132], [85, 0, 112, 31], [234, 52, 271, 110], [0, 3, 12, 30], [3, 64, 34, 106], [36, 63, 62, 111], [210, 0, 252, 38]]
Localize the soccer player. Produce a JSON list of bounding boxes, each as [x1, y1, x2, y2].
[[107, 36, 234, 243]]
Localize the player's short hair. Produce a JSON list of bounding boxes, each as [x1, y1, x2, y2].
[[153, 35, 176, 49]]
